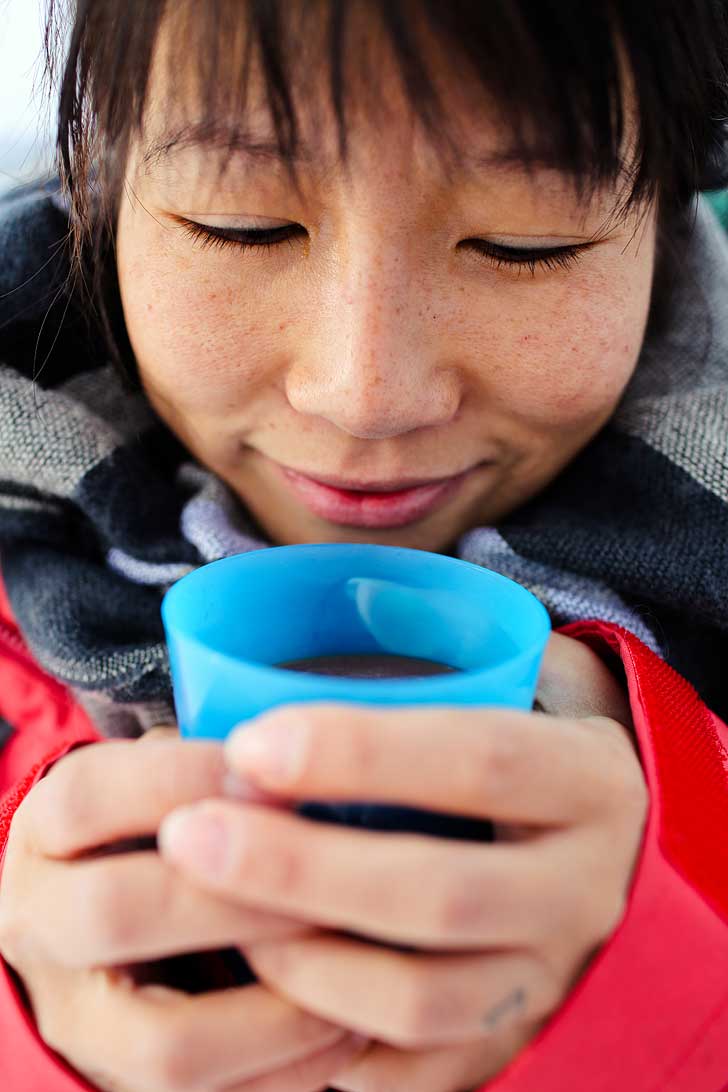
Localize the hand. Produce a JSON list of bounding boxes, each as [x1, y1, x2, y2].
[[157, 634, 648, 1092], [0, 733, 368, 1092]]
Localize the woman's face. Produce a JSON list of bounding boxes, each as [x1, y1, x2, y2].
[[116, 33, 657, 553]]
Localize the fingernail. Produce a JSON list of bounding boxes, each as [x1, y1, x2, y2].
[[158, 805, 229, 876], [225, 716, 307, 785]]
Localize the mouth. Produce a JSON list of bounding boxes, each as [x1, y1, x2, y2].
[[272, 461, 483, 528]]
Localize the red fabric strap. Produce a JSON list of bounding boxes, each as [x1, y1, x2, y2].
[[562, 620, 728, 920]]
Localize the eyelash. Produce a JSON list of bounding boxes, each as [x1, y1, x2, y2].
[[463, 239, 586, 275], [180, 220, 304, 253], [178, 219, 588, 274]]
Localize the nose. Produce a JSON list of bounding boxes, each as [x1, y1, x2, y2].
[[284, 264, 462, 440]]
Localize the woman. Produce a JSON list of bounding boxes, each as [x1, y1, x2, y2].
[[0, 2, 727, 1090]]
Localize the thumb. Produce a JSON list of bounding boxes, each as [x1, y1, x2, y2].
[[138, 724, 179, 742], [536, 632, 633, 730]]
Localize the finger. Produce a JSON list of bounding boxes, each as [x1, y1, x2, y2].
[[139, 725, 179, 742], [536, 633, 633, 729], [32, 850, 315, 967], [54, 968, 352, 1092], [246, 934, 559, 1050], [221, 1032, 368, 1092], [330, 1031, 534, 1092], [159, 801, 601, 949], [24, 737, 285, 859], [222, 703, 630, 824]]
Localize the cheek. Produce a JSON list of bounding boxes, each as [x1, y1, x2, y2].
[[467, 264, 653, 430], [447, 241, 659, 436], [118, 235, 285, 410], [515, 312, 637, 421]]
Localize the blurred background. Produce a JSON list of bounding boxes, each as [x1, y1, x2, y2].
[[0, 0, 56, 195]]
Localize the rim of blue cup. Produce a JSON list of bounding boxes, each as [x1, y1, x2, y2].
[[161, 543, 552, 697]]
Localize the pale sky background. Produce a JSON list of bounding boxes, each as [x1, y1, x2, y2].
[[0, 0, 56, 193]]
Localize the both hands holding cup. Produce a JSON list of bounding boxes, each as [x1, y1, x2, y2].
[[0, 548, 648, 1092]]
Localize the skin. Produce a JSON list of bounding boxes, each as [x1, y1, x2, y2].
[[0, 638, 648, 1092], [116, 29, 656, 553], [0, 15, 654, 1092]]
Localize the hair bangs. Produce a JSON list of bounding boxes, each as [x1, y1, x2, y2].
[[127, 0, 642, 209], [43, 0, 728, 379], [50, 0, 728, 230]]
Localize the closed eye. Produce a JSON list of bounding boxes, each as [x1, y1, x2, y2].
[[177, 217, 592, 274], [461, 238, 592, 274], [178, 218, 307, 253]]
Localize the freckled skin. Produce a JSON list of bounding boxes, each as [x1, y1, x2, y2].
[[116, 35, 657, 553]]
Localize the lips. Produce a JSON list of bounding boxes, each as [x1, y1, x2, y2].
[[275, 463, 476, 528], [289, 470, 463, 493]]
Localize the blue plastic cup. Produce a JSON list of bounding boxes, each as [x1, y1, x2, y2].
[[161, 544, 550, 987], [162, 543, 550, 829]]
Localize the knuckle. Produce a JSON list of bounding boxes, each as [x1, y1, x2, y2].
[[76, 868, 135, 958], [434, 872, 486, 939], [295, 705, 377, 784], [294, 1007, 338, 1046], [617, 762, 649, 818], [344, 712, 379, 777], [31, 746, 120, 854], [393, 967, 452, 1048], [590, 884, 630, 945], [558, 864, 627, 953], [0, 842, 36, 963], [256, 706, 321, 790], [469, 731, 521, 800], [0, 878, 20, 959], [150, 741, 222, 810], [25, 969, 79, 1058], [34, 998, 68, 1054], [263, 842, 305, 897], [136, 1014, 198, 1092], [286, 711, 319, 786], [529, 954, 568, 1020], [299, 707, 379, 786], [6, 791, 33, 843], [140, 725, 178, 742], [278, 1055, 314, 1088], [278, 1040, 340, 1089], [354, 1081, 399, 1092], [240, 821, 304, 898], [0, 903, 22, 963], [597, 727, 645, 786]]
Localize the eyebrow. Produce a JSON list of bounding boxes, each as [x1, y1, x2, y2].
[[141, 118, 572, 177], [142, 121, 313, 170]]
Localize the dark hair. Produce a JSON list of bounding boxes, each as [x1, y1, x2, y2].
[[45, 0, 728, 378]]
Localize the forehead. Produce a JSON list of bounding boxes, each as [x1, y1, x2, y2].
[[143, 6, 551, 168], [135, 6, 637, 220]]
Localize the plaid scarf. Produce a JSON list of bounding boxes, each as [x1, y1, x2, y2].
[[2, 183, 728, 738]]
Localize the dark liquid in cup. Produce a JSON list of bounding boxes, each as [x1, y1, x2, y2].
[[275, 651, 461, 678]]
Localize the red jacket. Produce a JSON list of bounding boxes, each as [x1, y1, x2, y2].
[[1, 574, 728, 1092]]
